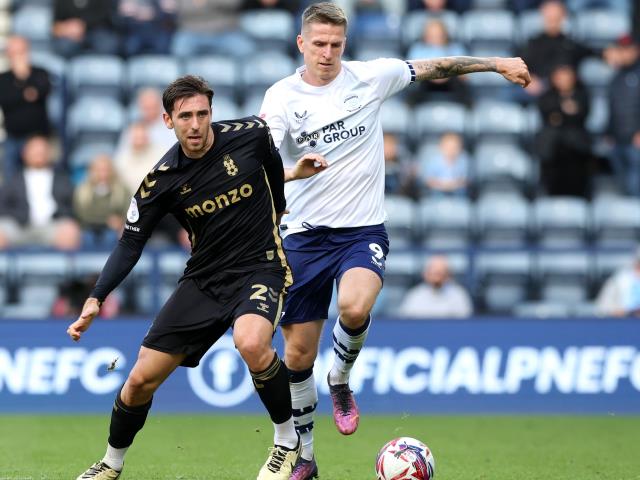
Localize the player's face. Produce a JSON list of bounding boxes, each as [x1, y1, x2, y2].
[[297, 22, 346, 86], [163, 94, 213, 159]]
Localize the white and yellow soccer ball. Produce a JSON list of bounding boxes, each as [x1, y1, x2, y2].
[[375, 436, 435, 480]]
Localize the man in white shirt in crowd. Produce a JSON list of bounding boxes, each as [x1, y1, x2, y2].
[[259, 3, 530, 478], [399, 255, 473, 319]]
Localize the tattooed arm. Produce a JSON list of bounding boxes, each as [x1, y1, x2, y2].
[[410, 56, 531, 87]]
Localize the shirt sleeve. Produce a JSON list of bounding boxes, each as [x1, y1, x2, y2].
[[360, 58, 415, 101], [90, 173, 169, 301], [260, 120, 287, 213], [259, 87, 288, 150]]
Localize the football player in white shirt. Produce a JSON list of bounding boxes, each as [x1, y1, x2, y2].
[[261, 3, 531, 478]]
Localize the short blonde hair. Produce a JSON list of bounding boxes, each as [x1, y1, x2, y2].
[[302, 2, 348, 33]]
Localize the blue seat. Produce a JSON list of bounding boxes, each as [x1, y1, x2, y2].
[[212, 97, 241, 122], [69, 141, 116, 170], [241, 52, 295, 94], [460, 10, 515, 50], [413, 101, 467, 140], [69, 55, 126, 100], [11, 5, 51, 49], [419, 194, 472, 248], [380, 99, 412, 136], [352, 12, 402, 51], [585, 93, 609, 134], [469, 100, 528, 142], [575, 9, 631, 48], [30, 51, 66, 128], [591, 196, 640, 246], [476, 251, 533, 314], [384, 250, 421, 288], [67, 97, 126, 145], [535, 252, 592, 303], [127, 55, 181, 94], [239, 10, 295, 53], [513, 301, 571, 318], [475, 193, 531, 246], [184, 55, 239, 99], [354, 45, 402, 62], [384, 195, 417, 248], [516, 9, 573, 45], [533, 197, 590, 246], [473, 142, 535, 195]]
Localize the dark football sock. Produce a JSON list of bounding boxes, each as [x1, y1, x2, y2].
[[250, 352, 292, 424], [108, 388, 153, 449]]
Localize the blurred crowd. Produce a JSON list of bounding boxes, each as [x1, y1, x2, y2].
[[0, 0, 639, 319]]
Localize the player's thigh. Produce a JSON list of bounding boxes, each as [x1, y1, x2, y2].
[[123, 346, 186, 401], [337, 267, 382, 319], [281, 320, 325, 370], [233, 313, 276, 371]]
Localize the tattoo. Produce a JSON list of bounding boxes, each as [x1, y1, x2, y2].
[[410, 56, 496, 81]]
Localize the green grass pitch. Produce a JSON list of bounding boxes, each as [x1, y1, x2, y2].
[[1, 414, 639, 479]]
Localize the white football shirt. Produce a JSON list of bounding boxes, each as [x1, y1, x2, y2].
[[260, 58, 414, 237]]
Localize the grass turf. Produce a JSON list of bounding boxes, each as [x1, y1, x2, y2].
[[0, 414, 638, 479]]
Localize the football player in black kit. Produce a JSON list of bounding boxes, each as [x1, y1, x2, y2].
[[67, 75, 327, 480]]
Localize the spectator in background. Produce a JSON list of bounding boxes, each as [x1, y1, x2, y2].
[[406, 19, 468, 105], [118, 0, 177, 56], [596, 246, 640, 318], [52, 0, 120, 57], [73, 154, 131, 248], [0, 136, 81, 250], [242, 0, 300, 14], [384, 132, 418, 198], [606, 35, 640, 196], [115, 88, 176, 158], [114, 122, 168, 196], [407, 0, 471, 14], [398, 255, 472, 318], [0, 36, 51, 182], [171, 0, 255, 58], [519, 0, 596, 99], [421, 132, 469, 197], [52, 274, 120, 318], [536, 64, 593, 198]]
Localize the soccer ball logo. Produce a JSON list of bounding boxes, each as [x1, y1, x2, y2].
[[375, 437, 435, 480]]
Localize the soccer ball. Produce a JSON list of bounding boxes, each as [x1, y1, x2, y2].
[[375, 436, 435, 480]]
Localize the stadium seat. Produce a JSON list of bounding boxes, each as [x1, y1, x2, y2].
[[11, 5, 51, 49], [380, 98, 412, 136], [384, 195, 417, 248], [593, 250, 634, 289], [578, 57, 615, 94], [475, 193, 531, 246], [184, 55, 239, 100], [30, 51, 66, 129], [464, 69, 515, 100], [69, 142, 116, 181], [68, 55, 125, 100], [401, 10, 460, 50], [159, 251, 189, 285], [352, 11, 402, 52], [535, 251, 592, 303], [241, 51, 296, 94], [241, 92, 265, 117], [239, 9, 296, 53], [574, 9, 631, 48], [413, 101, 468, 140], [591, 196, 640, 247], [71, 252, 110, 276], [513, 301, 571, 318], [585, 94, 609, 134], [460, 10, 515, 50], [212, 97, 241, 122], [473, 142, 535, 196], [127, 55, 181, 94], [14, 253, 70, 286], [469, 100, 528, 142], [475, 251, 533, 314], [418, 196, 472, 248], [67, 97, 126, 145], [384, 250, 421, 288], [516, 9, 573, 45], [354, 44, 403, 62], [533, 197, 590, 246]]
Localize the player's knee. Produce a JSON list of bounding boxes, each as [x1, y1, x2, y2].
[[236, 335, 271, 368], [285, 342, 317, 370], [125, 371, 158, 399], [338, 304, 370, 328]]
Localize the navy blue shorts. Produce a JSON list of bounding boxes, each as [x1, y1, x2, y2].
[[281, 224, 389, 325]]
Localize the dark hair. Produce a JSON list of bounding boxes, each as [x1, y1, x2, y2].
[[302, 2, 348, 33], [162, 75, 214, 115]]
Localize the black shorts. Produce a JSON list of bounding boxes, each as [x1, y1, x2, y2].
[[142, 268, 287, 367]]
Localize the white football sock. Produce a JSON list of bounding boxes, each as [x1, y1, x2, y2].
[[291, 371, 318, 460], [102, 443, 128, 471], [329, 315, 371, 385], [273, 417, 298, 449]]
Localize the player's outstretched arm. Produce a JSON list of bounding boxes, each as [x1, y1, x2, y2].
[[67, 297, 101, 341], [285, 153, 329, 182], [409, 56, 531, 87]]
